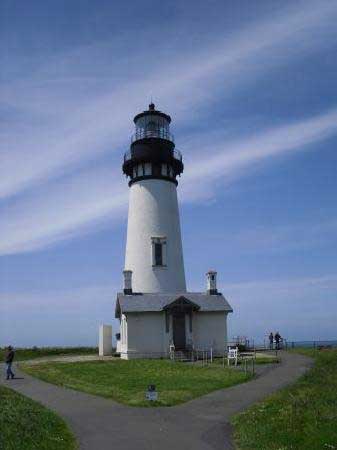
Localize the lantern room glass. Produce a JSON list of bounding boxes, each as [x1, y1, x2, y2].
[[133, 114, 173, 142]]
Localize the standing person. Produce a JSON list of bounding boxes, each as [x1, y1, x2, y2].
[[269, 332, 274, 349], [5, 346, 15, 380], [275, 332, 281, 350]]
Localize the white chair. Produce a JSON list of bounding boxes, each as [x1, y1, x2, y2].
[[169, 344, 175, 360], [227, 346, 238, 366]]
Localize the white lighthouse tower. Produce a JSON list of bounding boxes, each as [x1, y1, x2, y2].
[[114, 104, 233, 359], [123, 103, 186, 293]]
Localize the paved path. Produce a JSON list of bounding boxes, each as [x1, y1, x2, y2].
[[1, 352, 312, 450]]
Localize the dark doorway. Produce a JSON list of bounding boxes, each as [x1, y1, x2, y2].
[[173, 312, 186, 350]]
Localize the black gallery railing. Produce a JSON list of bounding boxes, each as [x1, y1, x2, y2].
[[131, 128, 174, 143]]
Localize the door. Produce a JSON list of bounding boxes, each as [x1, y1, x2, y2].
[[173, 312, 186, 350]]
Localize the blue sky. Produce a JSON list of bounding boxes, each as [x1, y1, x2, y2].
[[1, 0, 337, 347]]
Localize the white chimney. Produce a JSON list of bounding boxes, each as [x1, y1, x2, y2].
[[123, 270, 133, 294], [206, 270, 217, 295]]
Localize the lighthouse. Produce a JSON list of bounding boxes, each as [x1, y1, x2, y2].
[[123, 103, 186, 293], [113, 104, 233, 360]]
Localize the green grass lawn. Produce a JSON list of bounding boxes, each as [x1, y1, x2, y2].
[[0, 347, 98, 362], [0, 385, 76, 450], [232, 348, 337, 450], [22, 359, 251, 407]]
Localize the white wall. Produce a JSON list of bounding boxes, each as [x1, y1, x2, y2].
[[193, 312, 228, 354], [99, 324, 112, 356], [119, 311, 228, 359], [124, 179, 186, 293], [121, 312, 170, 359]]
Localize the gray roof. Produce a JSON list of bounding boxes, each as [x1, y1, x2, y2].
[[115, 292, 233, 318]]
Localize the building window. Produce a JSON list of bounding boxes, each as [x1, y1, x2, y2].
[[151, 237, 167, 267]]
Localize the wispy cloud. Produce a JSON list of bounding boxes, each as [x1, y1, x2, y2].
[[1, 108, 337, 256], [0, 167, 126, 255], [1, 1, 337, 255], [1, 0, 337, 199], [181, 108, 337, 200]]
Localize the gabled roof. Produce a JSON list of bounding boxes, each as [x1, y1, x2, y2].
[[115, 292, 233, 318], [163, 296, 200, 311]]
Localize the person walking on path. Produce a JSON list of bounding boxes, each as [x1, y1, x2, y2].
[[269, 332, 274, 349], [5, 346, 15, 380], [275, 332, 281, 350]]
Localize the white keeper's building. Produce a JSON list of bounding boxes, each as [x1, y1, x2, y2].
[[114, 103, 233, 359]]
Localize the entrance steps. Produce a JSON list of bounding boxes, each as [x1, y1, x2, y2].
[[172, 350, 193, 362]]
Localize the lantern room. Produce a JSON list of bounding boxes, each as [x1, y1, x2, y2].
[[123, 103, 183, 186], [132, 102, 173, 143]]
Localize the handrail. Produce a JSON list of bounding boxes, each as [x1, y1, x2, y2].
[[173, 149, 182, 161], [124, 150, 132, 162], [131, 129, 174, 143]]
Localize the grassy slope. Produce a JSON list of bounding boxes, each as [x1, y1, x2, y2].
[[232, 348, 337, 450], [22, 359, 251, 407], [0, 385, 76, 450], [0, 347, 97, 362]]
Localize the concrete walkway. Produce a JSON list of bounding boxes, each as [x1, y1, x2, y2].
[[1, 352, 312, 450]]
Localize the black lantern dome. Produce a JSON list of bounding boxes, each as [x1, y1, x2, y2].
[[123, 103, 184, 186]]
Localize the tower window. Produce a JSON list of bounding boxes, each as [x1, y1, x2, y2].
[[151, 237, 167, 267], [155, 243, 162, 266]]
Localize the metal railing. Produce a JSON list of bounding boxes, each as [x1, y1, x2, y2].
[[116, 347, 282, 377], [131, 129, 174, 143], [123, 150, 132, 162], [286, 340, 337, 349], [173, 149, 182, 161]]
